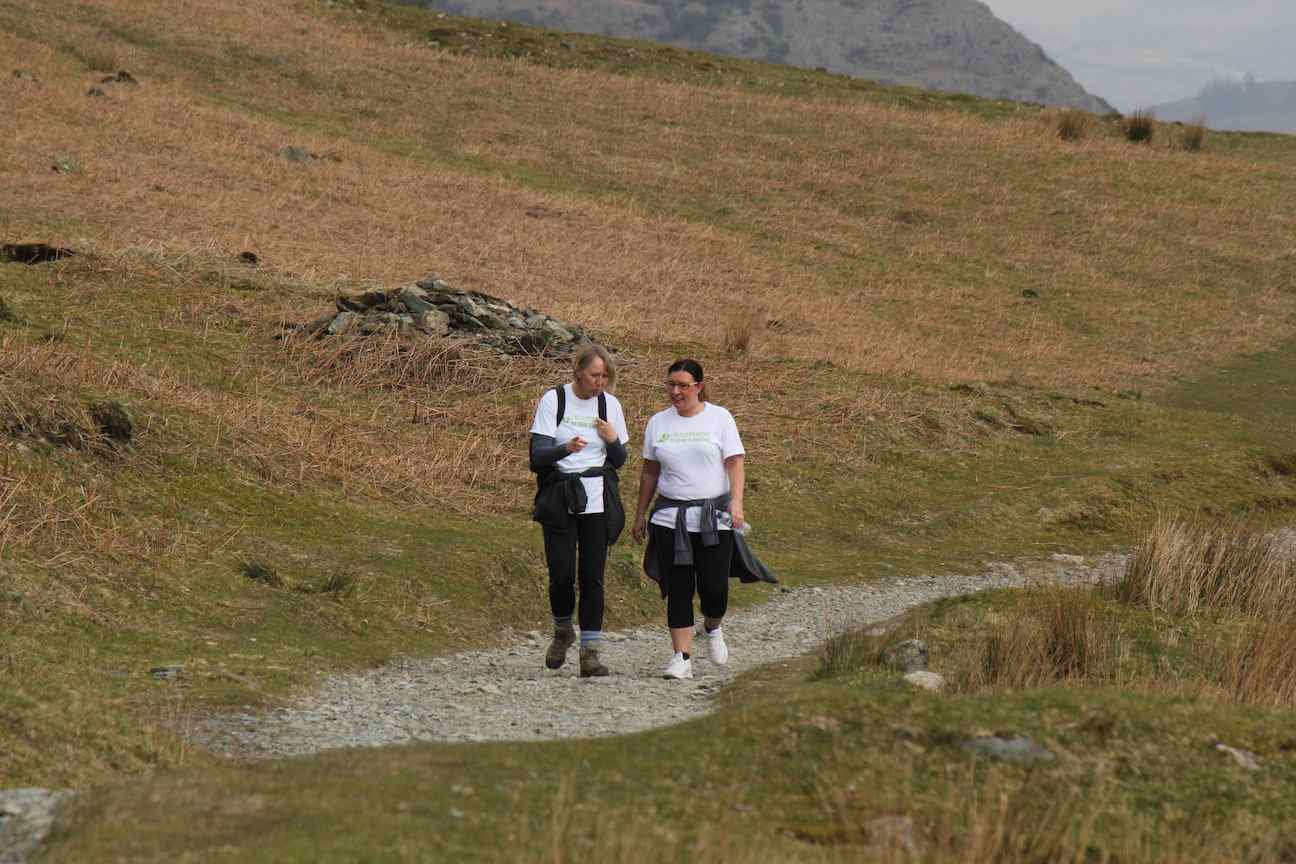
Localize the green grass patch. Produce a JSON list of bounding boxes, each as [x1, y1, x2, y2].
[[42, 606, 1296, 861]]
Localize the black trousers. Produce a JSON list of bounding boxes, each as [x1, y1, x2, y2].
[[542, 514, 608, 632], [651, 523, 731, 630]]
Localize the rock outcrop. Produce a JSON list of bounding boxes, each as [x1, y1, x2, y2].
[[298, 275, 595, 356]]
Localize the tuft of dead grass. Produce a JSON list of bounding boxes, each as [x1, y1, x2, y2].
[[1120, 109, 1157, 143], [1115, 516, 1296, 618], [77, 42, 121, 74], [721, 305, 767, 354], [1207, 616, 1296, 709], [1054, 108, 1092, 142], [952, 586, 1115, 693], [1181, 116, 1208, 152]]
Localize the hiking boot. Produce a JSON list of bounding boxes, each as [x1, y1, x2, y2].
[[544, 627, 576, 670], [663, 654, 693, 680], [706, 626, 729, 666], [579, 647, 609, 678]]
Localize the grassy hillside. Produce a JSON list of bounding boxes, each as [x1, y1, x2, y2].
[[2, 0, 1296, 856]]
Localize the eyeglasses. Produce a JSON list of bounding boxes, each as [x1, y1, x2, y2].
[[665, 381, 700, 391]]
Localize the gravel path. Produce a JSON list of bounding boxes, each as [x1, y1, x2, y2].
[[196, 553, 1132, 759]]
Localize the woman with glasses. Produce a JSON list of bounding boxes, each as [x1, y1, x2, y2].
[[633, 358, 768, 680], [530, 344, 630, 677]]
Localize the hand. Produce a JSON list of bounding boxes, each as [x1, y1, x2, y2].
[[594, 418, 618, 443], [565, 436, 588, 454], [632, 514, 647, 544], [729, 504, 745, 531]]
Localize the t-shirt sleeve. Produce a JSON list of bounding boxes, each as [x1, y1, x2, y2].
[[642, 415, 657, 461], [720, 410, 744, 459], [529, 389, 558, 437]]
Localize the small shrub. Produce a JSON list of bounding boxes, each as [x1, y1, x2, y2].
[[722, 306, 768, 354], [1120, 110, 1156, 143], [238, 558, 282, 588], [1054, 109, 1091, 142], [0, 296, 17, 323], [1181, 116, 1208, 151]]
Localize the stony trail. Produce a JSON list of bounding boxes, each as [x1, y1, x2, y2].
[[196, 553, 1131, 760]]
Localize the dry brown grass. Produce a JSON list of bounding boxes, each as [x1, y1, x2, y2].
[[1121, 109, 1157, 143], [1116, 516, 1296, 618], [1181, 117, 1208, 152], [721, 305, 768, 354], [1054, 108, 1092, 142], [2, 0, 1293, 392], [76, 42, 122, 74], [828, 517, 1296, 710], [1206, 616, 1296, 709], [950, 585, 1116, 693], [0, 311, 532, 594], [0, 244, 990, 590], [1114, 516, 1296, 708]]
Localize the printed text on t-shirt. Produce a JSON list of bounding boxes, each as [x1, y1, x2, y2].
[[656, 431, 712, 443]]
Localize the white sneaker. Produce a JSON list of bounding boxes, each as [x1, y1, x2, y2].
[[663, 654, 693, 679], [707, 627, 729, 666]]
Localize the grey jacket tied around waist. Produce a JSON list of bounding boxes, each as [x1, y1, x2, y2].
[[642, 494, 778, 596], [533, 465, 625, 544], [652, 494, 729, 567]]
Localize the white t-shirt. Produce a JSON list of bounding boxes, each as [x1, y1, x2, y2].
[[642, 403, 744, 532], [530, 384, 630, 515]]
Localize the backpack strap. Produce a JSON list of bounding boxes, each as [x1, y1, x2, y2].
[[598, 392, 607, 422], [554, 384, 565, 428]]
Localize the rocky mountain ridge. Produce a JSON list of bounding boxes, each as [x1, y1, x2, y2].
[[417, 0, 1113, 112]]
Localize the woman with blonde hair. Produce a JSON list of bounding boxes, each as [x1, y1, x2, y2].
[[529, 344, 630, 677]]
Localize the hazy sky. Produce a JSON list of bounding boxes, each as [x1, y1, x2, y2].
[[980, 1, 1296, 110]]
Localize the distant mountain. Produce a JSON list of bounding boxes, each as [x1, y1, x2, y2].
[[1150, 80, 1296, 135], [419, 0, 1114, 113]]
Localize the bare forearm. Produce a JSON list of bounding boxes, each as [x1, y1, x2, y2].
[[636, 462, 660, 518], [725, 456, 745, 509]]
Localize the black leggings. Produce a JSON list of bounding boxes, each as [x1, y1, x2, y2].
[[651, 524, 731, 629], [542, 514, 608, 632]]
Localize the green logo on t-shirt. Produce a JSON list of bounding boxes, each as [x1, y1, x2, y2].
[[658, 431, 711, 444]]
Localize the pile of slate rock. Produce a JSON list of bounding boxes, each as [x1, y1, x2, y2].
[[299, 275, 594, 356]]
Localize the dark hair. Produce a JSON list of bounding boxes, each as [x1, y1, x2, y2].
[[668, 358, 706, 401], [668, 358, 704, 382]]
